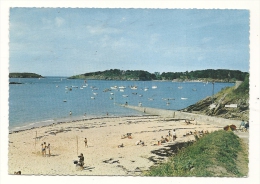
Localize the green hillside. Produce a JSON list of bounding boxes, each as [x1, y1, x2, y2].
[[145, 130, 248, 177], [182, 74, 249, 121]]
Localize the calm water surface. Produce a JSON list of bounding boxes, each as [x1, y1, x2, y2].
[[9, 77, 234, 131]]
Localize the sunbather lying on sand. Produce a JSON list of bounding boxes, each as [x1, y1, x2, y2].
[[135, 140, 146, 146]]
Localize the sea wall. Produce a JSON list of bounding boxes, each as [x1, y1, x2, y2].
[[124, 105, 241, 127]]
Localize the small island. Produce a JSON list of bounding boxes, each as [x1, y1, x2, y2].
[[9, 72, 43, 78]]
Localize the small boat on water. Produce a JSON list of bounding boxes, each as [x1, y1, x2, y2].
[[110, 93, 114, 95], [120, 89, 124, 92], [111, 86, 118, 90], [91, 97, 95, 99], [181, 97, 188, 100], [152, 86, 157, 89], [130, 86, 138, 90], [178, 86, 183, 89], [119, 86, 126, 89], [122, 95, 128, 97], [103, 88, 111, 92], [93, 93, 98, 95]]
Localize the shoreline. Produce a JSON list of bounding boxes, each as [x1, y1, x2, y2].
[[8, 108, 247, 175], [9, 114, 148, 134], [9, 104, 241, 134]]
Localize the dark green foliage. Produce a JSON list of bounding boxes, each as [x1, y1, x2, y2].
[[234, 74, 249, 95], [145, 130, 246, 177], [161, 69, 247, 81], [9, 72, 43, 78], [69, 69, 248, 81]]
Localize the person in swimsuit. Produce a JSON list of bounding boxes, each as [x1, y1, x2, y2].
[[84, 138, 88, 148]]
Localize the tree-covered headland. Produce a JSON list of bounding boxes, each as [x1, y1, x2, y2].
[[69, 69, 247, 82]]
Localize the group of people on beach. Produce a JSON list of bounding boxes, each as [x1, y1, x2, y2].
[[157, 129, 177, 145], [41, 142, 51, 157]]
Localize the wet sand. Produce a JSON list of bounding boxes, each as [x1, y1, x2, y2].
[[8, 112, 241, 176]]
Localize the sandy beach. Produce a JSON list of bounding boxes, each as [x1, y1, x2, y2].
[[8, 110, 247, 176]]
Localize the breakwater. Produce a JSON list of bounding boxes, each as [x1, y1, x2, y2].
[[124, 105, 241, 127]]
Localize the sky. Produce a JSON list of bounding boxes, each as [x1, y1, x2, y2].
[[9, 8, 250, 76]]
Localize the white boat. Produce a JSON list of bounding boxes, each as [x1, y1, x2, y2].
[[130, 86, 138, 90], [80, 87, 83, 89], [119, 86, 126, 89], [93, 93, 98, 95], [181, 97, 188, 100], [120, 89, 124, 92], [152, 86, 157, 89], [178, 86, 183, 89], [144, 88, 148, 91], [110, 93, 114, 95], [111, 86, 118, 90], [122, 95, 128, 97], [91, 97, 95, 99]]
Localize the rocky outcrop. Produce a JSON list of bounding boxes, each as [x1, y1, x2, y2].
[[182, 81, 249, 121]]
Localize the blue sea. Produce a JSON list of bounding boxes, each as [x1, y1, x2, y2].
[[9, 77, 234, 131]]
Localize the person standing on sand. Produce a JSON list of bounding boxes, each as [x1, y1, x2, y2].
[[84, 138, 88, 148], [240, 120, 245, 130], [172, 129, 177, 141], [41, 143, 44, 156], [47, 143, 51, 157]]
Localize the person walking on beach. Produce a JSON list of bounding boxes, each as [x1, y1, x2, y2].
[[84, 138, 88, 148]]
